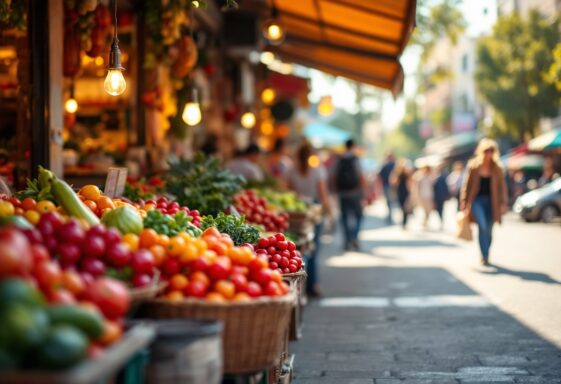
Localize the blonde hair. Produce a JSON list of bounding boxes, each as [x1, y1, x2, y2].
[[473, 138, 500, 166]]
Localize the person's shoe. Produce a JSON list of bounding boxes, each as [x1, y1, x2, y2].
[[480, 258, 491, 267], [351, 240, 360, 251]]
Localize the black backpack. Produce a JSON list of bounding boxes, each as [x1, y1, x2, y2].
[[335, 155, 360, 192]]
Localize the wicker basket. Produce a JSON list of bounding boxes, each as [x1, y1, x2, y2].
[[282, 271, 307, 341], [129, 271, 167, 304], [139, 293, 296, 374]]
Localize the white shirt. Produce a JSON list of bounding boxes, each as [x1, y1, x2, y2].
[[289, 166, 326, 202], [226, 158, 264, 182]]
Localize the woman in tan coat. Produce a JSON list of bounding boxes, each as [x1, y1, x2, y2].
[[460, 138, 508, 266]]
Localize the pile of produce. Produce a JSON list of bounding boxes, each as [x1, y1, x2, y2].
[[158, 227, 290, 302], [0, 227, 130, 371], [165, 153, 245, 216], [200, 212, 259, 246], [233, 190, 289, 232], [257, 189, 308, 213], [123, 176, 165, 202], [255, 233, 304, 274]]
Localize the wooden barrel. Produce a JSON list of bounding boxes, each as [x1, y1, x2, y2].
[[144, 320, 223, 384]]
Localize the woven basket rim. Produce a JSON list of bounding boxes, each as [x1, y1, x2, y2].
[[148, 291, 296, 307], [282, 270, 307, 278]]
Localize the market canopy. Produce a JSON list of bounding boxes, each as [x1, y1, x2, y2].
[[304, 122, 351, 147], [528, 129, 561, 151], [251, 0, 417, 95]]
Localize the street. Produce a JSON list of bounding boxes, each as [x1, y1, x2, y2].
[[291, 202, 561, 384]]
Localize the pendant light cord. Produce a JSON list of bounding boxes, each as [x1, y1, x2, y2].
[[113, 0, 118, 42]]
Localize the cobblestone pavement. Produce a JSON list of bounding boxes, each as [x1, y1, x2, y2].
[[291, 203, 561, 384]]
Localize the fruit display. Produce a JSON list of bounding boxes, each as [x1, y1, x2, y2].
[[165, 153, 245, 216], [257, 189, 308, 213], [123, 176, 165, 202], [0, 225, 131, 371], [233, 190, 289, 232], [101, 205, 144, 235], [255, 233, 304, 274], [159, 227, 290, 302], [140, 196, 201, 226], [200, 212, 260, 246], [143, 209, 202, 237]]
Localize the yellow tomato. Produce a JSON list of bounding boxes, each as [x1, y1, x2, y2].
[[167, 236, 186, 257], [24, 210, 41, 225], [180, 243, 199, 264], [206, 292, 226, 303], [79, 185, 102, 202], [193, 238, 208, 253], [144, 203, 156, 211], [138, 209, 147, 218], [166, 290, 184, 302], [178, 232, 194, 243], [149, 245, 167, 267], [36, 200, 56, 214], [233, 292, 251, 302], [169, 274, 189, 291], [0, 201, 15, 217], [122, 233, 140, 251]]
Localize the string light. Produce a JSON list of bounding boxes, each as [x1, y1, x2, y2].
[[261, 88, 276, 105], [262, 6, 285, 45], [182, 88, 202, 126], [104, 0, 126, 96], [241, 111, 256, 129], [318, 95, 334, 116]]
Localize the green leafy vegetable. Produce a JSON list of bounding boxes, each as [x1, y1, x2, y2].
[[201, 213, 260, 246], [143, 210, 202, 237], [165, 153, 245, 216]]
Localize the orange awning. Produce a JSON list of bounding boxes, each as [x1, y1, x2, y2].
[[259, 0, 416, 95]]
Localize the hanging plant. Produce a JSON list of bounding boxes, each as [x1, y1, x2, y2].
[[0, 0, 27, 31], [64, 0, 99, 53]]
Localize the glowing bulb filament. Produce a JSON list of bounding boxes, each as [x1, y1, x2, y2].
[[104, 69, 126, 96], [182, 102, 202, 126], [65, 98, 78, 114]]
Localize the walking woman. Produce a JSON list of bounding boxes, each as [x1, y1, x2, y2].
[[390, 160, 413, 229], [288, 142, 332, 297], [414, 165, 434, 228], [460, 138, 508, 266]]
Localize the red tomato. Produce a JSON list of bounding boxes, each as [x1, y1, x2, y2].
[[130, 250, 155, 275], [48, 288, 76, 304], [85, 278, 130, 320], [253, 268, 273, 286], [214, 280, 235, 299], [34, 260, 62, 290], [31, 244, 50, 264], [61, 270, 86, 295], [184, 280, 207, 298], [248, 257, 267, 273], [230, 274, 248, 292], [21, 198, 37, 211], [0, 228, 33, 277], [245, 281, 263, 297], [264, 281, 282, 296]]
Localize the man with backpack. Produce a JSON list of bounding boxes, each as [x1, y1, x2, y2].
[[333, 139, 366, 251]]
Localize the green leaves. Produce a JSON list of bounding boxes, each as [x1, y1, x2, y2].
[[165, 153, 245, 216], [201, 213, 259, 246], [143, 210, 201, 237]]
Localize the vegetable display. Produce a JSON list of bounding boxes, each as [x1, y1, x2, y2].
[[200, 213, 260, 246], [255, 233, 304, 274], [165, 153, 245, 216], [258, 189, 308, 213], [233, 190, 289, 232], [143, 209, 201, 237]]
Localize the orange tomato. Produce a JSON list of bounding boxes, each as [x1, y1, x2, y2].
[[229, 247, 254, 266], [190, 271, 210, 288], [61, 270, 86, 295], [167, 236, 186, 257], [79, 185, 102, 202], [97, 196, 116, 210], [14, 207, 24, 216], [178, 232, 194, 243], [149, 245, 167, 266], [24, 210, 41, 225], [232, 292, 251, 302], [180, 243, 199, 264], [21, 198, 37, 211], [139, 228, 160, 249], [122, 233, 140, 252], [193, 238, 208, 253], [279, 282, 290, 295], [169, 274, 189, 291], [144, 203, 156, 211], [84, 200, 98, 214], [98, 321, 123, 345], [271, 269, 283, 284], [202, 250, 218, 263], [206, 292, 226, 303], [36, 200, 56, 213], [212, 241, 228, 256], [166, 290, 184, 302], [220, 234, 234, 248], [158, 235, 170, 248], [214, 280, 235, 299], [202, 227, 221, 238]]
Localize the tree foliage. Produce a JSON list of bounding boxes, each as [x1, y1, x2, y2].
[[379, 100, 425, 159], [475, 11, 561, 139]]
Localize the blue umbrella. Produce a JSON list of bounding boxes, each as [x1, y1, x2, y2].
[[528, 129, 561, 151], [303, 122, 351, 147]]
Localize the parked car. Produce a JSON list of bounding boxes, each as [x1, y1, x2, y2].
[[513, 178, 561, 223]]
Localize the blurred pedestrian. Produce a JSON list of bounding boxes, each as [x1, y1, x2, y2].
[[447, 161, 465, 211], [512, 170, 527, 200], [333, 139, 366, 251], [433, 165, 450, 229], [225, 143, 264, 182], [267, 138, 293, 180], [539, 157, 560, 187], [390, 159, 413, 229], [414, 165, 434, 228], [460, 138, 508, 267], [288, 142, 332, 297], [378, 152, 396, 224]]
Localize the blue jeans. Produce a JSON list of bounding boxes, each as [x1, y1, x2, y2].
[[383, 185, 393, 222], [471, 196, 493, 261], [339, 195, 363, 247], [306, 220, 323, 292]]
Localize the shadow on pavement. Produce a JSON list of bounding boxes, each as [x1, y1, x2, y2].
[[482, 265, 561, 285]]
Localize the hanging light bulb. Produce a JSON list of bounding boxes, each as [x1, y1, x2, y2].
[[262, 7, 285, 45], [241, 111, 256, 129], [65, 81, 78, 114], [104, 0, 126, 96], [261, 87, 276, 105], [182, 87, 202, 126], [318, 95, 334, 116]]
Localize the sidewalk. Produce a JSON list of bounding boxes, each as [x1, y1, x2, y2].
[[290, 205, 561, 384]]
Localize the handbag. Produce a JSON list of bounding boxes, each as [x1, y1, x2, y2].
[[456, 211, 472, 241]]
